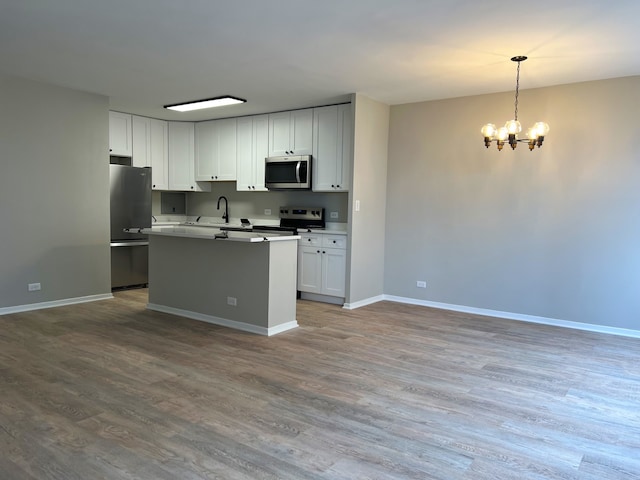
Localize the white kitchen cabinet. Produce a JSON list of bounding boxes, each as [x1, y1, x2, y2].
[[298, 232, 347, 298], [312, 104, 352, 192], [132, 116, 169, 190], [236, 115, 269, 191], [298, 245, 324, 293], [132, 115, 150, 167], [168, 122, 210, 192], [195, 118, 237, 181], [268, 109, 313, 156], [109, 111, 132, 157]]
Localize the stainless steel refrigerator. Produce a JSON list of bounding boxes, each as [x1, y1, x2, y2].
[[109, 164, 152, 289]]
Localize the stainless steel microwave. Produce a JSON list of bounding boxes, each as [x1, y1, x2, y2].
[[265, 155, 312, 190]]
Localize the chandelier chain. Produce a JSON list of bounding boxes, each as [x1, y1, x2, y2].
[[514, 60, 520, 121]]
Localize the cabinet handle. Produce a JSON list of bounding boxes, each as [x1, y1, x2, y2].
[[190, 186, 194, 190], [332, 240, 336, 244], [322, 251, 326, 254], [317, 250, 320, 253]]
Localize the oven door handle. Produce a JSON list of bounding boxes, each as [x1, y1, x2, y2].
[[295, 161, 301, 183]]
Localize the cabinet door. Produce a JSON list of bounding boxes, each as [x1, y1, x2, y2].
[[252, 115, 269, 190], [236, 115, 269, 191], [337, 103, 352, 191], [322, 247, 346, 297], [236, 117, 253, 191], [195, 119, 237, 181], [290, 109, 313, 155], [313, 106, 340, 191], [132, 116, 151, 168], [168, 122, 197, 191], [216, 118, 237, 181], [268, 112, 293, 156], [149, 119, 168, 190], [109, 112, 132, 156], [313, 104, 352, 192], [297, 245, 323, 294]]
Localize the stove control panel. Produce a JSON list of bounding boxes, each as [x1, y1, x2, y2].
[[279, 206, 325, 229], [279, 207, 324, 220]]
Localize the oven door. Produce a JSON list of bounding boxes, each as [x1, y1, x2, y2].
[[265, 156, 311, 189]]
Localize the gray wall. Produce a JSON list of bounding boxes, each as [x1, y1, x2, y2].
[[385, 76, 640, 331], [346, 94, 390, 306], [0, 74, 111, 309]]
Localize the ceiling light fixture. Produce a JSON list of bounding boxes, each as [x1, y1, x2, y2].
[[164, 95, 246, 112], [481, 56, 549, 151]]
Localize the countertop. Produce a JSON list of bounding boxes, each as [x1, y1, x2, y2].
[[137, 226, 300, 243]]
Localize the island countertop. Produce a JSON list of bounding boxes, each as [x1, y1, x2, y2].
[[137, 226, 300, 243]]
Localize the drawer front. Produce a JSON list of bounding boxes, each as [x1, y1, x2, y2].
[[299, 234, 321, 246], [322, 235, 347, 249]]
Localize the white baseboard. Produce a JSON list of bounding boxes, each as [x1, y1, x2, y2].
[[348, 294, 640, 339], [146, 303, 298, 336], [0, 293, 114, 316], [300, 292, 345, 305], [343, 295, 385, 310]]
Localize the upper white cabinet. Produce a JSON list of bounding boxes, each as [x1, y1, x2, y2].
[[195, 118, 237, 181], [109, 111, 132, 157], [149, 119, 169, 190], [132, 115, 151, 168], [168, 122, 210, 192], [312, 104, 353, 192], [132, 116, 169, 190], [268, 109, 313, 156], [236, 115, 269, 191]]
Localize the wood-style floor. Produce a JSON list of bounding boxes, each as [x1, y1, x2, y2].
[[1, 289, 639, 479]]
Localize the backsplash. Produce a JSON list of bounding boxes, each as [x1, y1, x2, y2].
[[152, 182, 349, 225]]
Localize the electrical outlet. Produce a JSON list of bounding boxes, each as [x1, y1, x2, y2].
[[264, 209, 272, 216], [28, 283, 41, 291], [416, 281, 426, 288], [330, 211, 339, 219], [227, 296, 237, 306]]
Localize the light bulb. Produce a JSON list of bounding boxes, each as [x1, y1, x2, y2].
[[497, 126, 509, 141], [534, 122, 550, 136], [505, 120, 522, 135], [481, 123, 497, 139], [526, 127, 538, 140]]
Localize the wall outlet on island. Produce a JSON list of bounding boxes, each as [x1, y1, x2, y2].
[[416, 281, 427, 288], [227, 296, 237, 306], [28, 282, 41, 291], [264, 209, 272, 216]]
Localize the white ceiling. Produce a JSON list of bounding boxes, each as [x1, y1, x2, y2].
[[1, 0, 639, 122]]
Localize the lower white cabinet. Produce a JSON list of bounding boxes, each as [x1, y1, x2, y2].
[[298, 233, 347, 298]]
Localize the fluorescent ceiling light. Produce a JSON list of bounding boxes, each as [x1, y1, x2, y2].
[[164, 95, 246, 112]]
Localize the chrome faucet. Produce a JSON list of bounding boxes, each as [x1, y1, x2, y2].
[[216, 196, 229, 223]]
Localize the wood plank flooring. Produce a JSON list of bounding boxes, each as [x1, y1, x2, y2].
[[1, 289, 639, 479]]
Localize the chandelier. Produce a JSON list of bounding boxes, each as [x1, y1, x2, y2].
[[481, 56, 549, 151]]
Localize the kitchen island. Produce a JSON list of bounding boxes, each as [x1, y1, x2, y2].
[[141, 226, 300, 336]]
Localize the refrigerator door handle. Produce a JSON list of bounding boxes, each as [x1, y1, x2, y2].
[[110, 241, 149, 247]]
